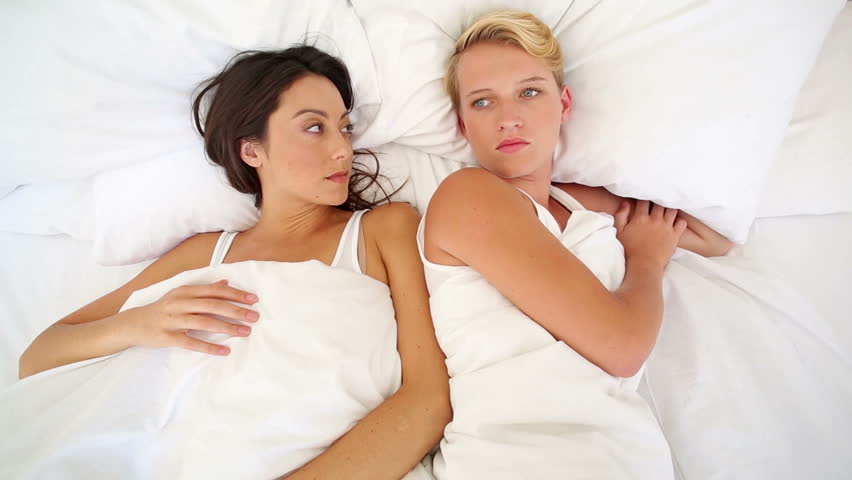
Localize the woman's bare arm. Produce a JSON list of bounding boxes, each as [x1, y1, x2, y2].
[[557, 183, 734, 257], [425, 169, 681, 377], [19, 233, 257, 378], [285, 203, 451, 480]]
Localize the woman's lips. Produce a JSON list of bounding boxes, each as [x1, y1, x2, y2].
[[326, 171, 349, 184], [496, 140, 530, 154]]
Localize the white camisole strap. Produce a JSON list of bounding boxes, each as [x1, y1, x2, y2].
[[209, 231, 238, 267], [330, 210, 367, 274], [548, 185, 586, 212], [515, 185, 587, 214], [208, 211, 367, 273]]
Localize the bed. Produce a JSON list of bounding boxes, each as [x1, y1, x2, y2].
[[1, 1, 850, 479]]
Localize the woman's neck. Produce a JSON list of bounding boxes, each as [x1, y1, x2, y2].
[[501, 164, 554, 207], [244, 198, 344, 244]]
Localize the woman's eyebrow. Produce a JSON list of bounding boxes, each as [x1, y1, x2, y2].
[[518, 76, 547, 84], [465, 76, 549, 98], [292, 109, 349, 119], [465, 87, 493, 98]]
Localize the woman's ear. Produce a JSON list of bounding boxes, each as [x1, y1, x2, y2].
[[239, 138, 263, 168], [560, 85, 573, 123], [457, 114, 468, 138]]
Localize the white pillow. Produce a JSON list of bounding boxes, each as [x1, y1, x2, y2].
[[758, 4, 852, 218], [0, 180, 94, 240], [92, 142, 465, 266], [552, 0, 845, 242], [351, 0, 583, 156], [0, 0, 380, 186], [351, 0, 846, 243], [366, 144, 467, 215], [92, 145, 259, 266]]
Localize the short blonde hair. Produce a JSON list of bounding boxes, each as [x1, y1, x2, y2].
[[445, 10, 564, 111]]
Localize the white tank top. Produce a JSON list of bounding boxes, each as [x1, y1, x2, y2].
[[210, 209, 368, 273], [416, 185, 672, 479], [418, 185, 625, 295]]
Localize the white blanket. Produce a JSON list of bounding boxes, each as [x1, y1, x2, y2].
[[644, 250, 852, 480], [0, 260, 433, 479]]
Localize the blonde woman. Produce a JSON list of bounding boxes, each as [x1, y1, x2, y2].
[[419, 10, 732, 478]]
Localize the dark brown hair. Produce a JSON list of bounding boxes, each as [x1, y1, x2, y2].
[[192, 45, 394, 210]]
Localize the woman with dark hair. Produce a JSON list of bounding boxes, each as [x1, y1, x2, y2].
[[13, 45, 450, 479]]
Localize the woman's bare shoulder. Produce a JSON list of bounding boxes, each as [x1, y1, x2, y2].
[[428, 167, 533, 237]]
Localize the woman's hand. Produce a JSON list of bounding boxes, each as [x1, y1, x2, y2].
[[121, 280, 259, 355], [614, 200, 687, 271], [554, 184, 733, 257]]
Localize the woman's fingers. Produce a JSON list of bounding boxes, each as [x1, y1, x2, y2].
[[172, 333, 231, 356], [170, 297, 259, 323], [614, 201, 630, 232], [650, 202, 665, 220], [674, 218, 688, 238], [633, 200, 651, 220], [630, 200, 681, 229], [197, 298, 259, 322], [177, 282, 259, 305], [141, 281, 259, 353], [664, 207, 679, 225], [184, 314, 251, 337]]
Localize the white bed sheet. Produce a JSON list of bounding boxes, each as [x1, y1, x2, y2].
[[1, 213, 850, 478], [733, 213, 852, 341], [641, 213, 852, 480], [0, 233, 149, 387]]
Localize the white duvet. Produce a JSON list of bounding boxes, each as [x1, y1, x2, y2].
[[0, 260, 433, 479], [644, 250, 852, 480]]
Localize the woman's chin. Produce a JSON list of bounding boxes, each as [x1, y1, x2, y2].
[[479, 160, 538, 180], [328, 190, 351, 207]]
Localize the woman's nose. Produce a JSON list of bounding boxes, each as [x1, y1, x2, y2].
[[496, 103, 524, 131], [330, 130, 353, 164]]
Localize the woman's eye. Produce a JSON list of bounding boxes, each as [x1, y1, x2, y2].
[[521, 88, 540, 98], [341, 124, 355, 134], [307, 124, 322, 133], [473, 98, 491, 108]]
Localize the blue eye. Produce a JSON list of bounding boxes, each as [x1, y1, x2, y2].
[[521, 88, 540, 98], [306, 124, 322, 133], [472, 98, 492, 108]]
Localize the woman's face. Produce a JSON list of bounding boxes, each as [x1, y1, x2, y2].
[[242, 74, 354, 209], [455, 42, 571, 180]]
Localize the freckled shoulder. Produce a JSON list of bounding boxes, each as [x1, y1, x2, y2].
[[362, 202, 421, 240], [358, 202, 421, 284]]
